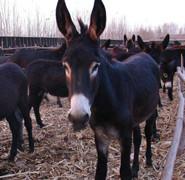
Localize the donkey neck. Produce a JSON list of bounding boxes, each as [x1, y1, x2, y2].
[[93, 56, 133, 111]]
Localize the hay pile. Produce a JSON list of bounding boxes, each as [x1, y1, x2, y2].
[[0, 79, 184, 179]]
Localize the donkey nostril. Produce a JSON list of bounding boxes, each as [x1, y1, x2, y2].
[[68, 112, 90, 131], [83, 114, 89, 123], [68, 113, 89, 124], [81, 114, 89, 125], [68, 113, 74, 122]]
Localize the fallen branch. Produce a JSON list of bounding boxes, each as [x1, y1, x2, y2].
[[0, 171, 43, 179]]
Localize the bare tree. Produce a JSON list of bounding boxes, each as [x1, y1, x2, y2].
[[0, 0, 185, 40]]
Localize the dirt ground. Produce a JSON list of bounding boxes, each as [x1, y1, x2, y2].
[[0, 78, 184, 180]]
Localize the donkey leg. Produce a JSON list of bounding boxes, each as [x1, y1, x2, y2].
[[163, 84, 166, 93], [152, 110, 160, 142], [29, 91, 45, 128], [158, 94, 163, 108], [19, 98, 34, 153], [120, 130, 132, 180], [6, 114, 19, 161], [57, 97, 63, 108], [132, 126, 141, 178], [43, 93, 49, 102], [94, 129, 109, 180], [15, 108, 24, 151], [167, 87, 173, 101], [145, 114, 155, 166]]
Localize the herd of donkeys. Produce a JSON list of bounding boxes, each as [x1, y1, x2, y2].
[[0, 0, 184, 179]]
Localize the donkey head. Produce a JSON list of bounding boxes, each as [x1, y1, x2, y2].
[[123, 34, 136, 49], [56, 0, 106, 131], [137, 34, 170, 64]]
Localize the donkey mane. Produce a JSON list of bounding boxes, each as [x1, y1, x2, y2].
[[77, 18, 88, 35]]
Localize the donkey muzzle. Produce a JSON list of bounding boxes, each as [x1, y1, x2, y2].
[[165, 81, 172, 88], [68, 113, 89, 131]]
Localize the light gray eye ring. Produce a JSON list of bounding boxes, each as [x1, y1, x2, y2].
[[163, 73, 168, 78], [92, 63, 100, 73], [63, 62, 67, 69], [89, 62, 100, 78], [63, 62, 71, 78]]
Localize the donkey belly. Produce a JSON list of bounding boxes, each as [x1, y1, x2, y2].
[[46, 85, 68, 97], [133, 95, 158, 126]]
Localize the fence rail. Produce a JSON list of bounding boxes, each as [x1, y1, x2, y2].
[[0, 36, 124, 49], [0, 36, 66, 48], [161, 59, 185, 179], [1, 36, 185, 49]]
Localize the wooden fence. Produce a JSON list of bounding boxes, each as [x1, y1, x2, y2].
[[0, 36, 124, 49], [161, 55, 185, 180], [0, 36, 64, 48]]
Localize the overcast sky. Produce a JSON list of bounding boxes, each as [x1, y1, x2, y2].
[[4, 0, 185, 28]]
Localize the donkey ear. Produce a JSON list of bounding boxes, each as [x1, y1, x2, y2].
[[88, 0, 106, 41], [132, 34, 136, 42], [137, 35, 145, 50], [56, 0, 79, 44], [162, 34, 170, 49]]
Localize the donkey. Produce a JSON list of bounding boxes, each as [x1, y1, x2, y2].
[[137, 35, 169, 102], [100, 38, 163, 140], [0, 63, 34, 161], [9, 43, 67, 107], [137, 34, 170, 64], [10, 43, 66, 67], [0, 48, 3, 56], [160, 48, 185, 100], [108, 35, 140, 61], [56, 0, 160, 179], [101, 36, 139, 62], [0, 56, 10, 64], [26, 60, 68, 128], [123, 34, 136, 50], [110, 47, 137, 61]]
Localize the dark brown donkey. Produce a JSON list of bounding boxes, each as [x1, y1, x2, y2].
[[0, 63, 34, 161], [160, 47, 185, 100], [137, 34, 170, 64], [56, 0, 160, 179], [25, 60, 68, 128], [123, 34, 136, 49], [9, 43, 67, 108]]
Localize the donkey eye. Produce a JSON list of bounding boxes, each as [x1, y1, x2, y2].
[[63, 63, 68, 71], [90, 62, 100, 78], [163, 73, 168, 78], [63, 62, 71, 78], [63, 63, 67, 69], [92, 64, 100, 72]]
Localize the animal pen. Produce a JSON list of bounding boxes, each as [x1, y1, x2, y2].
[[0, 51, 184, 180]]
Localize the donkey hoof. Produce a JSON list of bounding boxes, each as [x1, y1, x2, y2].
[[169, 96, 173, 101], [8, 156, 15, 162], [38, 123, 45, 128], [152, 133, 160, 142], [17, 145, 24, 152], [146, 159, 152, 167], [58, 104, 63, 108], [158, 103, 163, 108], [132, 169, 138, 178], [29, 141, 34, 153], [29, 149, 34, 153]]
